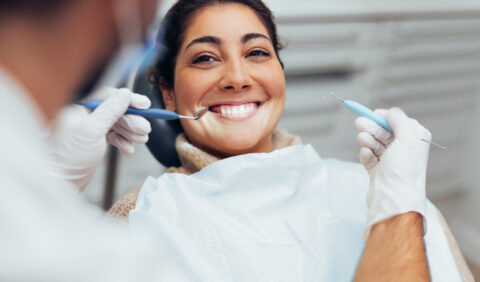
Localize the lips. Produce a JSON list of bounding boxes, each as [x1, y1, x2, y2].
[[208, 101, 263, 120]]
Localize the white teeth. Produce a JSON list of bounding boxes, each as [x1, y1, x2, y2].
[[217, 103, 258, 116], [239, 105, 246, 114]]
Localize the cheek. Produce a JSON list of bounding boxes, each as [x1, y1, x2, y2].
[[272, 70, 286, 99], [254, 63, 286, 100], [263, 66, 286, 126], [174, 69, 219, 111]]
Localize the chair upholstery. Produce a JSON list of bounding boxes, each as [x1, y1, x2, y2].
[[130, 55, 183, 167]]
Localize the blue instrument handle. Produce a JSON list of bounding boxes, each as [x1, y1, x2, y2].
[[83, 100, 179, 120], [344, 100, 393, 132]]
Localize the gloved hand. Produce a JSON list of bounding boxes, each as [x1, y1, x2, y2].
[[49, 87, 152, 191], [354, 107, 431, 237]]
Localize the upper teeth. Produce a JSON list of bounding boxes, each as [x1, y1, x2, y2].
[[218, 103, 257, 116]]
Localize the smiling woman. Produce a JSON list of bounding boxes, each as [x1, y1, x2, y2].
[[109, 0, 296, 214]]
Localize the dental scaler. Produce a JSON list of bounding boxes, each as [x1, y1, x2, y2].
[[83, 101, 208, 120], [330, 93, 446, 150]]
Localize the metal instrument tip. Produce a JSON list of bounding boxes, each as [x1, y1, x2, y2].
[[178, 107, 208, 120], [329, 92, 345, 102], [421, 139, 447, 150], [193, 107, 208, 120]]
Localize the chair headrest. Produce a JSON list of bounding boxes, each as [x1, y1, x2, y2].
[[130, 58, 183, 168]]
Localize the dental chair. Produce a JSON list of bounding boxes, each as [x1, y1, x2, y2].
[[128, 62, 183, 168]]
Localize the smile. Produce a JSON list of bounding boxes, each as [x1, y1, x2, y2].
[[209, 102, 263, 121]]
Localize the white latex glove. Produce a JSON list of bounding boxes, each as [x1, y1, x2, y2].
[[49, 87, 152, 191], [354, 107, 431, 237]]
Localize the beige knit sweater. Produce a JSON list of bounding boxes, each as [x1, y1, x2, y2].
[[108, 129, 301, 218]]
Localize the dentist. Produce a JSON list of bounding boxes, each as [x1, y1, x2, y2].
[[0, 0, 167, 281]]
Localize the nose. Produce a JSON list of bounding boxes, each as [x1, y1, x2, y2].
[[219, 59, 252, 92]]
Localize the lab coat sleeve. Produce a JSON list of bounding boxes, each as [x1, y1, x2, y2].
[[0, 173, 164, 282]]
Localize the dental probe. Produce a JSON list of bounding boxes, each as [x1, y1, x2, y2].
[[330, 94, 447, 150], [83, 100, 208, 120]]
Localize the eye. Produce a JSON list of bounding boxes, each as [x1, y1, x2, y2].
[[192, 55, 216, 64], [248, 49, 271, 58]]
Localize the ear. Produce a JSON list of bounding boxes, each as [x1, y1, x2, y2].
[[161, 88, 176, 112]]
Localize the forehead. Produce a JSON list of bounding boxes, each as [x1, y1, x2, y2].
[[181, 3, 269, 46]]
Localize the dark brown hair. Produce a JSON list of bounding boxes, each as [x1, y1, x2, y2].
[[149, 0, 284, 90]]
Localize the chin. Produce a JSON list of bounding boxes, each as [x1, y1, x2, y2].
[[185, 122, 275, 157], [214, 130, 271, 156]]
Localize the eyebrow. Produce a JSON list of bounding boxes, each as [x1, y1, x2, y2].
[[185, 33, 271, 50], [241, 33, 270, 43], [185, 36, 221, 50]]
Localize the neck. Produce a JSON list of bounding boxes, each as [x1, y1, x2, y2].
[[197, 136, 274, 160], [0, 22, 68, 123]]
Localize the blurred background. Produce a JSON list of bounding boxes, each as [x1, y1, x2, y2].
[[83, 0, 480, 278]]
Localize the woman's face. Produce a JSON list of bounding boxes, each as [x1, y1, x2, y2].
[[162, 3, 285, 157]]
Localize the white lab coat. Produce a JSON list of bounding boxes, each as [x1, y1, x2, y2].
[[0, 66, 163, 282]]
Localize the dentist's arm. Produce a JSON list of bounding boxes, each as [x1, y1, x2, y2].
[[353, 108, 432, 281], [49, 87, 151, 191], [354, 212, 428, 281]]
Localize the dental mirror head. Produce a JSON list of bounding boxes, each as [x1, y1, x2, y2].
[[178, 107, 208, 120]]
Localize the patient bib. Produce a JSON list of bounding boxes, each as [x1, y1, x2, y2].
[[130, 144, 461, 281]]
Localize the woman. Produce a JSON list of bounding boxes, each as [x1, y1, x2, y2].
[[109, 0, 471, 280], [110, 0, 293, 214]]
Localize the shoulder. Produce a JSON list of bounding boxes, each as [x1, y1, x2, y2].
[[108, 167, 190, 218], [108, 186, 142, 218]]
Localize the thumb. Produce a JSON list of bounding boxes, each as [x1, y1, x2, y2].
[[90, 88, 131, 134], [386, 107, 412, 137]]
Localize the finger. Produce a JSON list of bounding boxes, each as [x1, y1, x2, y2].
[[129, 92, 151, 109], [357, 132, 386, 157], [112, 116, 150, 144], [86, 87, 150, 110], [90, 88, 131, 134], [107, 131, 135, 155], [112, 123, 149, 144], [355, 117, 394, 146], [359, 147, 378, 170], [87, 86, 117, 101], [115, 115, 151, 136], [386, 107, 413, 136], [374, 109, 388, 118]]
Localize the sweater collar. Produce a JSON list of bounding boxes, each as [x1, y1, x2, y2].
[[173, 129, 302, 174]]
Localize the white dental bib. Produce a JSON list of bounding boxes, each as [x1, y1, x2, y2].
[[130, 144, 460, 281]]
